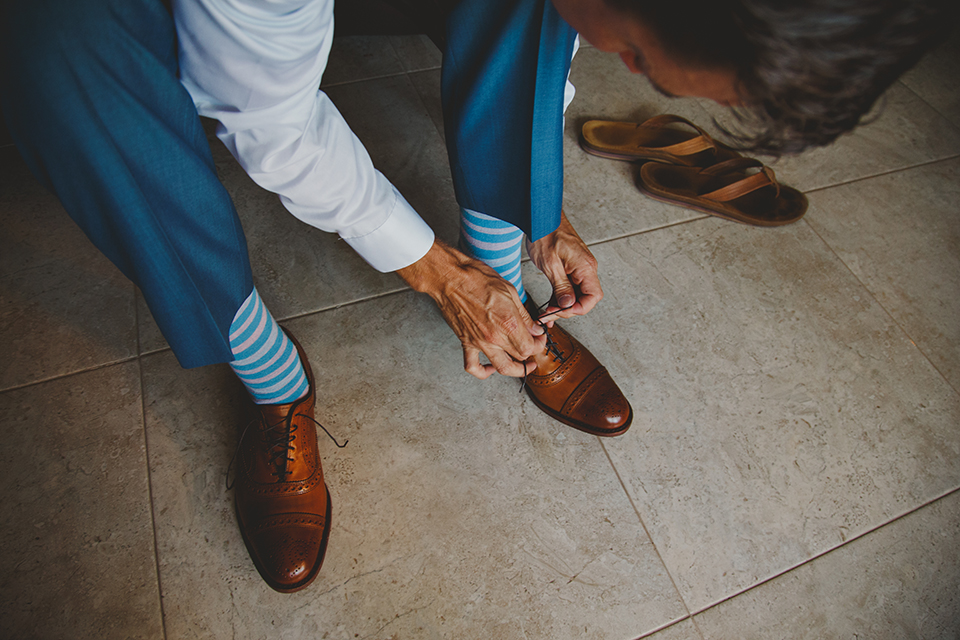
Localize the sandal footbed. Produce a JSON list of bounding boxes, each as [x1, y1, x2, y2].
[[637, 162, 808, 226], [580, 119, 739, 167]]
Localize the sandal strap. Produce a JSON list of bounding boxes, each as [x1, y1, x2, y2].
[[660, 136, 716, 157], [638, 114, 717, 157], [700, 157, 761, 176], [701, 158, 781, 202]]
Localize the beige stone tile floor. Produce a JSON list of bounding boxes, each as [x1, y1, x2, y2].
[[1, 31, 959, 640]]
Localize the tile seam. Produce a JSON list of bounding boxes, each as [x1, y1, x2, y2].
[[321, 72, 400, 87], [407, 67, 443, 77], [135, 291, 170, 639], [129, 221, 719, 367], [583, 215, 711, 249], [406, 69, 446, 140], [631, 615, 698, 640], [0, 355, 141, 394], [321, 62, 442, 90], [134, 282, 143, 370], [598, 440, 700, 637], [278, 285, 413, 324], [801, 153, 960, 195], [134, 286, 415, 359], [898, 78, 960, 138], [401, 65, 442, 74], [8, 168, 953, 394], [686, 484, 960, 618], [384, 34, 441, 75], [321, 69, 418, 89], [800, 216, 960, 398]]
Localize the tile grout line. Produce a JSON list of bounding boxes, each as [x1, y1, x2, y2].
[[584, 215, 711, 250], [597, 440, 702, 640], [384, 37, 406, 77], [385, 36, 442, 78], [586, 162, 960, 638], [126, 216, 721, 374], [404, 67, 447, 140], [800, 215, 960, 398], [898, 77, 960, 139], [121, 216, 721, 379], [0, 355, 142, 395], [134, 284, 170, 640], [278, 285, 413, 324], [321, 72, 402, 88], [631, 617, 700, 640], [583, 159, 960, 633], [800, 153, 960, 196], [108, 286, 413, 364], [407, 66, 444, 78], [321, 66, 440, 90], [10, 159, 953, 396], [605, 205, 960, 634], [685, 484, 960, 619]]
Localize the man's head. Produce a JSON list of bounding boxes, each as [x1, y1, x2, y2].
[[552, 0, 955, 154]]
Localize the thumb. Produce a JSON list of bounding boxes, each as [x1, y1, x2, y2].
[[518, 296, 545, 336], [546, 269, 576, 310]]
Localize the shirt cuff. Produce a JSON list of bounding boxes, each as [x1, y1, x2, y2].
[[340, 188, 436, 273]]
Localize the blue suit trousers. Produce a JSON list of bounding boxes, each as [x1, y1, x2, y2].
[[1, 0, 252, 368], [0, 0, 575, 368], [443, 0, 577, 241]]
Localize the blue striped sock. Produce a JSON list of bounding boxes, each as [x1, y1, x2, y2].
[[228, 288, 309, 405], [459, 207, 527, 303]]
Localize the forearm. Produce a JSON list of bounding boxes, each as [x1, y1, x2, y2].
[[176, 0, 434, 272], [398, 239, 545, 378], [397, 240, 472, 296]]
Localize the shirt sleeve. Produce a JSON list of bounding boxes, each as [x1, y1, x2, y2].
[[173, 0, 434, 273]]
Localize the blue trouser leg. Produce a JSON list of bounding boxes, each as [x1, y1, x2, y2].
[[442, 0, 577, 242], [0, 0, 253, 368]]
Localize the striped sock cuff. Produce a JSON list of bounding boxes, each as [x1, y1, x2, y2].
[[459, 208, 526, 302], [228, 288, 309, 405]]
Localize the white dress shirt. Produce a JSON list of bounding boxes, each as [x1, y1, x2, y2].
[[174, 0, 435, 273]]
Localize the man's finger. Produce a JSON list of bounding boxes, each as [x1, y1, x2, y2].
[[499, 307, 544, 362], [536, 305, 575, 324], [518, 299, 545, 337], [544, 267, 577, 311], [463, 345, 495, 380], [487, 348, 533, 378], [571, 268, 603, 315]]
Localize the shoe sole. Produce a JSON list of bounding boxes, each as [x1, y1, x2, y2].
[[525, 387, 633, 437], [579, 137, 651, 162], [236, 485, 332, 593]]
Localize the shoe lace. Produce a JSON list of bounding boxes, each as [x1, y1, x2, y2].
[[543, 328, 567, 364], [226, 411, 347, 490], [265, 414, 298, 480], [519, 300, 573, 395]]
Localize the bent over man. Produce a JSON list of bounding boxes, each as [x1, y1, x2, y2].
[[1, 0, 950, 591]]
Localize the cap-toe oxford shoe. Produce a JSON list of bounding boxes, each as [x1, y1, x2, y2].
[[523, 302, 632, 437], [234, 330, 331, 593]]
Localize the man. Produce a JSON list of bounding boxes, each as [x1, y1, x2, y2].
[[1, 0, 630, 593], [1, 0, 950, 593]]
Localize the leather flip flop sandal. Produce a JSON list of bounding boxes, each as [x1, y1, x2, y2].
[[637, 157, 808, 226], [579, 114, 740, 167]]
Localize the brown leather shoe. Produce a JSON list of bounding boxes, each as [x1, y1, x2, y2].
[[234, 330, 330, 593], [523, 301, 633, 437]]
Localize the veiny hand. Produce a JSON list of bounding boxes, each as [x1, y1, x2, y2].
[[397, 240, 546, 379], [526, 211, 602, 324]]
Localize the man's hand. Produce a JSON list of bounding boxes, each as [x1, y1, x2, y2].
[[526, 211, 602, 323], [397, 240, 546, 379]]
